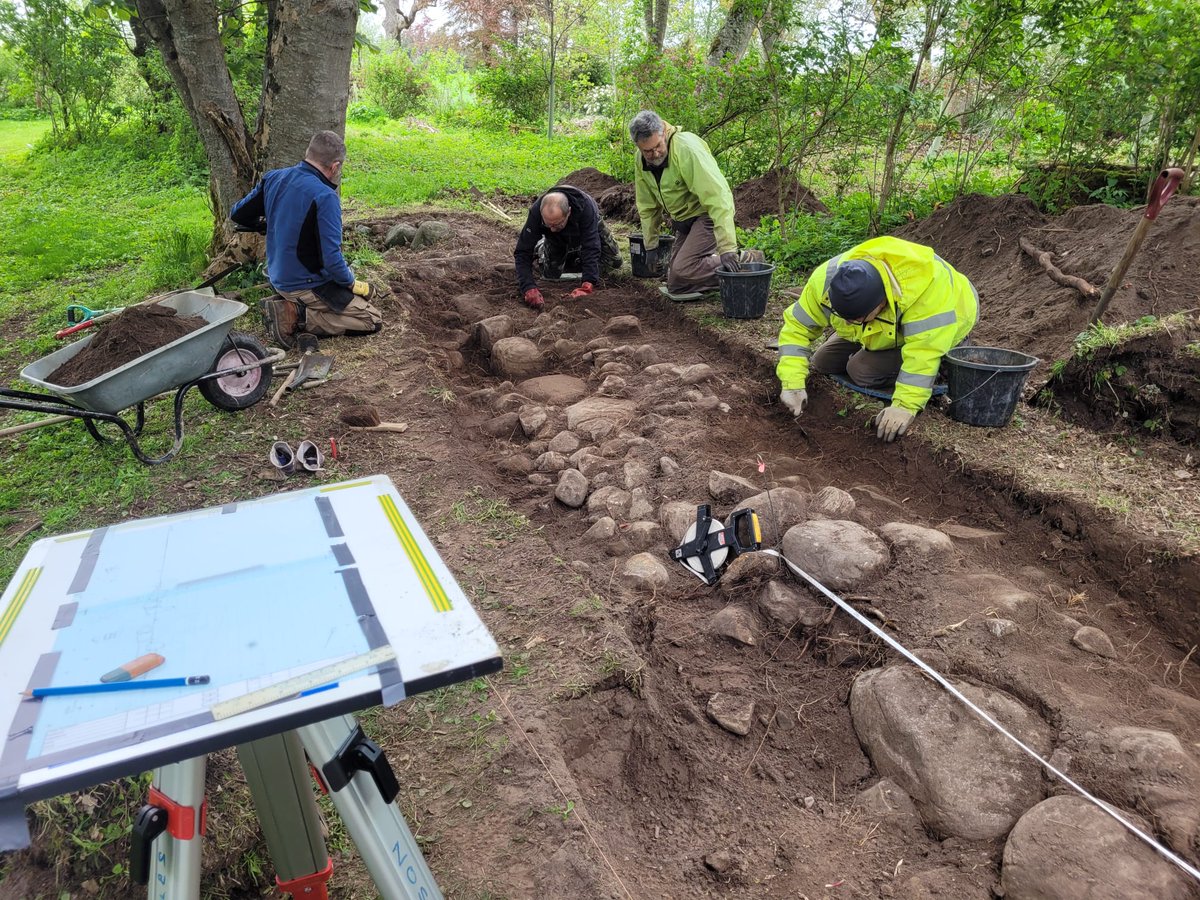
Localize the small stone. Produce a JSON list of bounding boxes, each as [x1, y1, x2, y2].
[[624, 521, 661, 551], [569, 447, 607, 477], [679, 363, 715, 385], [548, 430, 581, 454], [605, 315, 641, 335], [599, 375, 627, 396], [628, 487, 655, 521], [620, 552, 669, 590], [555, 469, 589, 508], [384, 222, 417, 247], [584, 516, 617, 541], [660, 501, 698, 543], [809, 486, 856, 519], [519, 406, 549, 437], [623, 461, 651, 490], [490, 336, 545, 379], [497, 455, 533, 476], [707, 693, 755, 736], [476, 314, 514, 352], [644, 363, 681, 377], [803, 796, 815, 809], [480, 412, 520, 438], [711, 605, 757, 645], [703, 850, 735, 874], [632, 344, 659, 366], [708, 470, 759, 503], [659, 456, 680, 477], [758, 581, 804, 627], [986, 618, 1018, 638], [1072, 625, 1117, 659], [411, 219, 451, 249], [535, 451, 568, 473]]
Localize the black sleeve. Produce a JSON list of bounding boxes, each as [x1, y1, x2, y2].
[[513, 202, 544, 293], [229, 181, 266, 231], [576, 197, 602, 285]]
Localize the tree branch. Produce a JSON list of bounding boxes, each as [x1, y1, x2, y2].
[[1019, 235, 1098, 298]]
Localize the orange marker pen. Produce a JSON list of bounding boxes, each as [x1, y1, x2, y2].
[[100, 653, 166, 683]]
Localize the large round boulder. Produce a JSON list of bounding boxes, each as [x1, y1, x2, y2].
[[490, 336, 545, 379], [849, 665, 1052, 840], [781, 519, 889, 591], [1001, 796, 1194, 900]]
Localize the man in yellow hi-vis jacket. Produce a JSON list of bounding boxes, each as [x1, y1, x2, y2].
[[776, 236, 978, 442]]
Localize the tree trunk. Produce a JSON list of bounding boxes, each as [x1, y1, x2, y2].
[[255, 0, 358, 174], [1179, 117, 1200, 194], [383, 0, 435, 41], [643, 0, 667, 52], [706, 0, 760, 66], [759, 0, 787, 58], [133, 0, 254, 227], [875, 0, 946, 230]]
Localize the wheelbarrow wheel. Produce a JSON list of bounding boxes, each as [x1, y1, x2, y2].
[[199, 331, 272, 411]]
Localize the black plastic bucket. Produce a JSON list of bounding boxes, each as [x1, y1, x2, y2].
[[943, 346, 1039, 427], [717, 262, 775, 319], [629, 233, 674, 278]]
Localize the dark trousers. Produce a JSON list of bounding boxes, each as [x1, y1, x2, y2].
[[537, 219, 622, 280], [666, 215, 721, 293], [811, 335, 903, 388]]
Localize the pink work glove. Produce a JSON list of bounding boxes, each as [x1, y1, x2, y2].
[[569, 282, 594, 299]]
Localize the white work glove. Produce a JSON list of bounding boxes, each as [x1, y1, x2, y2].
[[780, 388, 808, 417], [875, 406, 915, 442]]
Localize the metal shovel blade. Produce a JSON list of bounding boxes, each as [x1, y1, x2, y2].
[[291, 350, 333, 389]]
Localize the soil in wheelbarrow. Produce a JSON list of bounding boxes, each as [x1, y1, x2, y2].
[[49, 304, 207, 387]]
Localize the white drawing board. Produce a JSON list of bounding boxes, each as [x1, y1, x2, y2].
[[0, 475, 501, 844]]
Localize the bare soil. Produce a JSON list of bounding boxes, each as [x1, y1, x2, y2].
[[48, 304, 206, 387], [733, 168, 828, 228], [4, 195, 1200, 899]]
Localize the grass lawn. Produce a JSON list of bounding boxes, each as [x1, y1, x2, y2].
[[0, 118, 609, 589]]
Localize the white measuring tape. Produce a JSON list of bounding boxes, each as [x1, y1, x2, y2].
[[211, 645, 397, 721], [763, 549, 1200, 883]]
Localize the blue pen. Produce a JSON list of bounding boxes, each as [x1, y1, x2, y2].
[[25, 676, 210, 699]]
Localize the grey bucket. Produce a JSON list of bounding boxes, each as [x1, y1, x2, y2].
[[943, 346, 1039, 427], [629, 233, 674, 278], [717, 262, 775, 318]]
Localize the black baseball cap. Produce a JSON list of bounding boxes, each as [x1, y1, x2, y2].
[[828, 260, 886, 320]]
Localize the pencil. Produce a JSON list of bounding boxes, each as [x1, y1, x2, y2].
[[24, 676, 210, 699]]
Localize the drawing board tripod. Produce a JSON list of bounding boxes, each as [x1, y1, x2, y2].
[[0, 476, 502, 898]]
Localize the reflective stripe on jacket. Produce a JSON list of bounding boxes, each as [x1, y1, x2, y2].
[[776, 237, 979, 414], [633, 121, 737, 254]]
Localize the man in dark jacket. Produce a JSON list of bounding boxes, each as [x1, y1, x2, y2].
[[230, 130, 381, 347], [513, 185, 621, 310]]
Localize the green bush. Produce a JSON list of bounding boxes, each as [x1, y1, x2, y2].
[[361, 51, 429, 119], [347, 100, 388, 124], [475, 44, 547, 124]]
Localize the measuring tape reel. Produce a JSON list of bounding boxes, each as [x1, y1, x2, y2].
[[669, 504, 762, 585]]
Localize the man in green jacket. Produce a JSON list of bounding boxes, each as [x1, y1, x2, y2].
[[776, 236, 978, 442], [630, 110, 761, 294]]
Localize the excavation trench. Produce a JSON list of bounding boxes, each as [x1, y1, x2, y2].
[[342, 211, 1200, 897]]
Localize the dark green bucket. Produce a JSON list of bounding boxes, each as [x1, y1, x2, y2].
[[944, 346, 1039, 427]]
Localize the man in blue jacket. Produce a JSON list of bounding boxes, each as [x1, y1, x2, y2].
[[230, 131, 381, 347], [513, 186, 621, 310]]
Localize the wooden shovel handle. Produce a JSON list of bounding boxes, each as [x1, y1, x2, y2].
[[268, 369, 298, 408], [352, 423, 409, 433]]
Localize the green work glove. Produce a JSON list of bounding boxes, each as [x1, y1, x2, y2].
[[780, 388, 807, 417], [876, 406, 915, 442]]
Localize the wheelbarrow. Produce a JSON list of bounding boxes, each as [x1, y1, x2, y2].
[[0, 292, 281, 465]]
